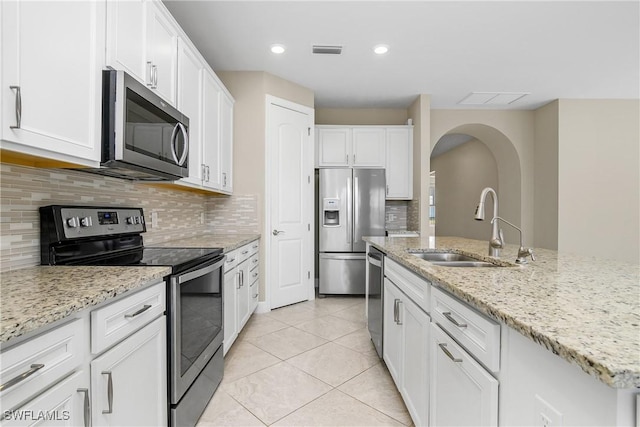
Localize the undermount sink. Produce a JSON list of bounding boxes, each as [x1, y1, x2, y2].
[[408, 251, 502, 267]]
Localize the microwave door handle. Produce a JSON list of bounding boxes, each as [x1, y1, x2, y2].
[[176, 122, 189, 166], [170, 124, 180, 164]]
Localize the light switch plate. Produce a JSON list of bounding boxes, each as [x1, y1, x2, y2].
[[534, 394, 562, 427]]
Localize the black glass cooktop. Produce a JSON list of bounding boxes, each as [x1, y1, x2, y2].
[[67, 247, 223, 274]]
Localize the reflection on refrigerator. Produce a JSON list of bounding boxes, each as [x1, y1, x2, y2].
[[318, 168, 386, 295]]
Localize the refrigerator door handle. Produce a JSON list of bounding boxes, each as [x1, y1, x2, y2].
[[354, 176, 359, 244], [346, 176, 352, 244]]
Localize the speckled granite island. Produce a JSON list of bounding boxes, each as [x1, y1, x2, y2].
[[365, 235, 639, 425]]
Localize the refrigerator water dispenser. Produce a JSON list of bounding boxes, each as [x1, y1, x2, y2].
[[323, 198, 340, 226]]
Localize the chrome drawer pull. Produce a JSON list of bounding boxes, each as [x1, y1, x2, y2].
[[227, 258, 236, 263], [77, 388, 91, 427], [439, 343, 463, 363], [101, 371, 113, 414], [124, 304, 152, 318], [241, 250, 249, 255], [0, 363, 45, 391], [9, 86, 21, 129], [443, 311, 467, 328], [253, 293, 258, 298]]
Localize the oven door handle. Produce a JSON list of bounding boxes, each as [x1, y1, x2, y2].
[[177, 256, 225, 285]]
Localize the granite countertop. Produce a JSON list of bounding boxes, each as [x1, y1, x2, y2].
[[0, 266, 171, 344], [364, 235, 640, 389], [0, 233, 260, 346], [153, 232, 260, 252]]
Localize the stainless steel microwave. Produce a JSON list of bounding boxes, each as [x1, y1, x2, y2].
[[83, 70, 189, 181]]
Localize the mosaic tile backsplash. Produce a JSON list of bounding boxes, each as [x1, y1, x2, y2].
[[0, 163, 259, 271]]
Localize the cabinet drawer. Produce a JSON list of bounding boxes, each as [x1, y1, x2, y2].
[[237, 243, 252, 263], [249, 240, 259, 255], [250, 280, 259, 303], [249, 264, 259, 285], [384, 257, 431, 314], [91, 281, 165, 355], [249, 253, 259, 271], [224, 248, 239, 272], [431, 286, 500, 372], [0, 319, 84, 411]]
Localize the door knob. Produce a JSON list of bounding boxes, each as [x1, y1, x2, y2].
[[272, 230, 285, 236]]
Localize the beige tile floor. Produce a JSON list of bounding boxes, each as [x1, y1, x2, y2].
[[197, 296, 412, 426]]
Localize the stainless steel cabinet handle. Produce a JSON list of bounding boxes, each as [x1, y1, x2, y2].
[[227, 257, 236, 263], [353, 154, 356, 164], [240, 270, 244, 287], [146, 61, 153, 86], [101, 371, 113, 414], [443, 311, 467, 328], [236, 271, 240, 289], [0, 363, 44, 392], [77, 388, 91, 427], [252, 272, 258, 278], [345, 154, 348, 163], [124, 304, 152, 318], [253, 293, 258, 298], [201, 164, 206, 180], [152, 64, 158, 89], [206, 166, 210, 182], [241, 250, 249, 255], [272, 229, 285, 236], [439, 343, 463, 363], [9, 86, 21, 129], [396, 300, 403, 325], [386, 185, 389, 195], [393, 299, 399, 323], [223, 172, 227, 187]]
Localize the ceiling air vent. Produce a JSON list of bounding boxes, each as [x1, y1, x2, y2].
[[312, 45, 343, 55], [458, 92, 529, 105]]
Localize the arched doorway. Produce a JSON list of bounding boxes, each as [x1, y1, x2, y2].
[[430, 124, 522, 244]]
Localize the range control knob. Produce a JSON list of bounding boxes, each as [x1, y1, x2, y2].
[[66, 217, 79, 228], [79, 217, 92, 227], [126, 217, 134, 225]]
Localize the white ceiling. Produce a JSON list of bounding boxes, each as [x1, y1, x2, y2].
[[163, 1, 640, 110]]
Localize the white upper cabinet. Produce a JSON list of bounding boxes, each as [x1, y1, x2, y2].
[[219, 93, 234, 193], [177, 38, 205, 186], [316, 127, 351, 167], [351, 127, 386, 167], [386, 127, 413, 200], [316, 126, 386, 168], [106, 0, 178, 105], [1, 0, 104, 165], [201, 70, 222, 190]]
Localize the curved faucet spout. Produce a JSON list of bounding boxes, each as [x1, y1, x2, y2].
[[474, 187, 503, 257]]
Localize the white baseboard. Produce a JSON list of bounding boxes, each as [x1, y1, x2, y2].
[[255, 301, 271, 314]]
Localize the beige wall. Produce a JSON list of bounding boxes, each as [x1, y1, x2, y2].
[[218, 71, 315, 300], [315, 108, 408, 125], [431, 139, 499, 240], [557, 99, 639, 264], [430, 110, 535, 245], [409, 95, 431, 235], [533, 101, 559, 249]]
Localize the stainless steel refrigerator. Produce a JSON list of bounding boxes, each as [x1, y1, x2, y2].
[[319, 168, 386, 295]]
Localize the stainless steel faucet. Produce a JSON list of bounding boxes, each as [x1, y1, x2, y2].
[[490, 216, 535, 264], [474, 187, 504, 257]]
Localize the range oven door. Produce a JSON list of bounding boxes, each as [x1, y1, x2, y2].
[[169, 255, 225, 404]]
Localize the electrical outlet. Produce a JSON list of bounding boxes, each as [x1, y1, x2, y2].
[[200, 212, 205, 225], [151, 211, 159, 229], [534, 395, 562, 427]]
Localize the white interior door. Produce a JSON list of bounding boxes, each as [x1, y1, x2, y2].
[[267, 97, 314, 309]]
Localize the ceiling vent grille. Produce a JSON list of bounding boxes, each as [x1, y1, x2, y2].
[[312, 45, 343, 55], [458, 92, 529, 105]]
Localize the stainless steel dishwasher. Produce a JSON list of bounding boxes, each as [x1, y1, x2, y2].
[[367, 247, 384, 358]]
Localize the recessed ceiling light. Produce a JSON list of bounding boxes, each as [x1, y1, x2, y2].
[[270, 44, 285, 54], [373, 44, 389, 55]]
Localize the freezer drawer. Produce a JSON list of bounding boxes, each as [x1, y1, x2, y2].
[[319, 253, 366, 295]]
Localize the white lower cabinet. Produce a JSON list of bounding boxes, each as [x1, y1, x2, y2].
[[383, 278, 430, 427], [91, 316, 167, 427], [3, 370, 89, 427], [430, 323, 499, 426], [223, 240, 260, 355]]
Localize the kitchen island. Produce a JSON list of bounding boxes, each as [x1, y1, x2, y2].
[[365, 235, 639, 426]]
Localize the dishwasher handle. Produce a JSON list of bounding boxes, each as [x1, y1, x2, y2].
[[367, 252, 382, 268]]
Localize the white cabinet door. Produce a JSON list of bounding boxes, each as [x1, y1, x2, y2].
[[202, 72, 222, 190], [4, 370, 89, 427], [400, 295, 430, 427], [1, 0, 104, 164], [352, 127, 386, 167], [237, 259, 251, 330], [177, 38, 204, 186], [219, 93, 234, 193], [146, 2, 178, 105], [105, 0, 146, 84], [91, 316, 167, 427], [430, 323, 499, 427], [386, 127, 413, 199], [383, 279, 403, 385], [316, 128, 351, 167], [223, 267, 238, 355]]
